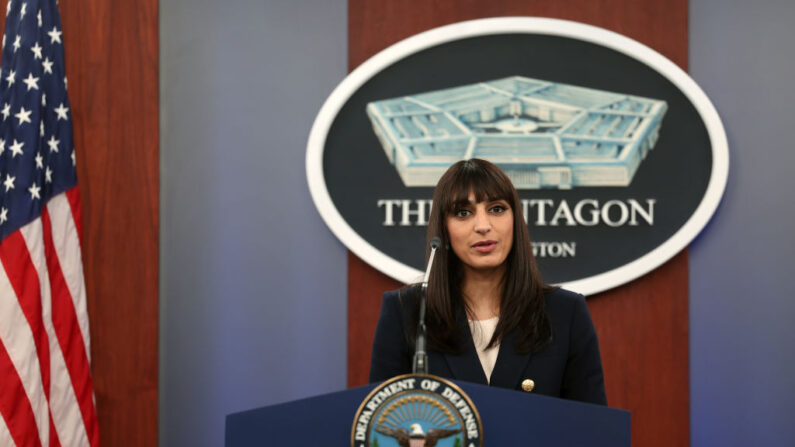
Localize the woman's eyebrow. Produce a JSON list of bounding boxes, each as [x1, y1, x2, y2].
[[452, 197, 508, 208]]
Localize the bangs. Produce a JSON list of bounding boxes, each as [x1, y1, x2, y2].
[[442, 161, 515, 213]]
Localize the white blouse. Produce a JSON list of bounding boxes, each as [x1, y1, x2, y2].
[[468, 316, 500, 383]]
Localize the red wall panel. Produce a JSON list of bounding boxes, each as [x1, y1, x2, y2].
[[348, 1, 689, 446], [62, 0, 159, 444]]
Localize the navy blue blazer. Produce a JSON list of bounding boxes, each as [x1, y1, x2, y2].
[[369, 287, 607, 405]]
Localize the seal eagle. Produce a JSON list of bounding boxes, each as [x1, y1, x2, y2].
[[374, 423, 461, 447]]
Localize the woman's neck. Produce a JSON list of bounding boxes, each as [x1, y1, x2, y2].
[[461, 266, 504, 321]]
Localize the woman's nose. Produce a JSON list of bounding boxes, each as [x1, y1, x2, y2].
[[474, 211, 491, 234]]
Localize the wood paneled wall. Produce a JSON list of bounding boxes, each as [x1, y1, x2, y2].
[[348, 1, 689, 446], [62, 0, 159, 445]]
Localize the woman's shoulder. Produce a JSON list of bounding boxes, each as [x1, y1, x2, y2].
[[382, 285, 422, 313], [384, 285, 416, 299], [383, 284, 422, 299], [544, 286, 585, 301], [543, 287, 588, 315]]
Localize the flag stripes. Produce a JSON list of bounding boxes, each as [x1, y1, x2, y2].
[[0, 339, 43, 447], [41, 204, 94, 446], [0, 409, 17, 447], [0, 191, 93, 446], [47, 193, 91, 363], [0, 1, 99, 445], [0, 232, 51, 446]]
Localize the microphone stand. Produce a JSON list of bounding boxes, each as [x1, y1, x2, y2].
[[413, 237, 440, 374]]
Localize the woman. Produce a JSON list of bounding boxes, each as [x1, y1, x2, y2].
[[369, 159, 607, 405]]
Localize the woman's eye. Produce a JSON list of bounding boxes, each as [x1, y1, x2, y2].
[[490, 205, 508, 214], [454, 209, 471, 218]]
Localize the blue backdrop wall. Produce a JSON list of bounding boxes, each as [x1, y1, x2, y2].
[[689, 1, 795, 445], [159, 1, 348, 446], [159, 0, 795, 446]]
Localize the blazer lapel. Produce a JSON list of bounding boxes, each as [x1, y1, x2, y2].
[[488, 330, 532, 389], [442, 309, 488, 385]]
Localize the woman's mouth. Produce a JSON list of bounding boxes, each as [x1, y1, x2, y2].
[[472, 240, 498, 253]]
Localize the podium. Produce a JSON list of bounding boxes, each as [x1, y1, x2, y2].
[[226, 380, 629, 446]]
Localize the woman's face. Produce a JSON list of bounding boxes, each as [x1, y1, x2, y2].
[[446, 191, 514, 275]]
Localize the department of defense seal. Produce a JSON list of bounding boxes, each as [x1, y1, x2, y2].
[[351, 374, 483, 447]]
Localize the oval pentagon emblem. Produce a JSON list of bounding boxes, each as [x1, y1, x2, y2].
[[307, 17, 729, 295], [352, 374, 483, 447]]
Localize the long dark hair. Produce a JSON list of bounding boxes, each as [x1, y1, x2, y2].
[[423, 158, 553, 354]]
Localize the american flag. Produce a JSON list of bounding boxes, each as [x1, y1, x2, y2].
[[0, 1, 99, 446]]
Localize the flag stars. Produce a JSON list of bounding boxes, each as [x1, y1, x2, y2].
[[5, 70, 15, 86], [23, 72, 39, 90], [54, 103, 68, 120], [9, 139, 24, 157], [71, 150, 75, 166], [15, 106, 32, 125], [0, 139, 4, 155], [48, 26, 62, 44], [0, 207, 7, 225], [3, 174, 15, 192], [30, 41, 42, 59], [0, 103, 8, 120], [37, 9, 42, 27], [47, 135, 59, 152], [39, 121, 43, 135], [28, 182, 40, 200], [42, 57, 53, 74], [45, 166, 52, 183], [20, 2, 26, 20], [35, 152, 43, 169], [12, 34, 20, 52], [41, 93, 46, 106]]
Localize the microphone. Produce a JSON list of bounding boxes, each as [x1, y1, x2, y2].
[[413, 237, 441, 374]]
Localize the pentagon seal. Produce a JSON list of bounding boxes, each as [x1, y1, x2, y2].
[[351, 374, 483, 447], [307, 17, 729, 295]]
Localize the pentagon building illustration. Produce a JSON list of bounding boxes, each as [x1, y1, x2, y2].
[[366, 76, 667, 189]]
